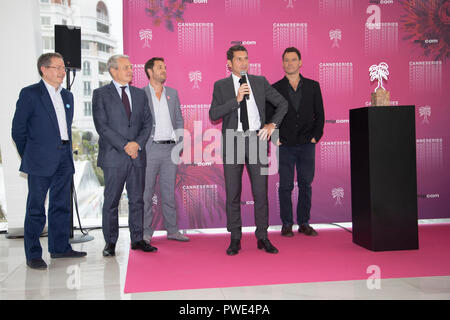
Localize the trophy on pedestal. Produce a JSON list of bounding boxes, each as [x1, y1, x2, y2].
[[369, 62, 390, 106]]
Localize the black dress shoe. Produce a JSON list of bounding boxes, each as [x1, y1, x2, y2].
[[281, 225, 294, 237], [257, 239, 279, 254], [103, 243, 116, 257], [298, 224, 318, 236], [50, 249, 87, 259], [226, 239, 241, 256], [131, 240, 157, 252], [27, 258, 47, 270]]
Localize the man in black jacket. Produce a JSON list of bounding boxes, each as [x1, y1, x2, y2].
[[267, 47, 325, 237]]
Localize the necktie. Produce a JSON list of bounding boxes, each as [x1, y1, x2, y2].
[[238, 77, 249, 132], [240, 99, 249, 132], [121, 86, 131, 120]]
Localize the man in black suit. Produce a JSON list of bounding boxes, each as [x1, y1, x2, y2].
[[92, 54, 156, 256], [210, 45, 288, 255], [267, 47, 325, 237]]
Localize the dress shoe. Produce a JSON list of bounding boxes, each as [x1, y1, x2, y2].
[[131, 240, 157, 252], [27, 258, 47, 270], [226, 239, 241, 256], [257, 238, 279, 254], [50, 249, 87, 259], [298, 224, 318, 236], [281, 225, 294, 237], [103, 243, 116, 257], [167, 232, 190, 242]]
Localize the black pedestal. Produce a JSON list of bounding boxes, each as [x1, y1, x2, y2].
[[349, 106, 418, 251]]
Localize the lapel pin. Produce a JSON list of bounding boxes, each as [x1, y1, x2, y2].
[[66, 104, 71, 109]]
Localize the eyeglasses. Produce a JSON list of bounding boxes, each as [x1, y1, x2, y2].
[[45, 66, 66, 71]]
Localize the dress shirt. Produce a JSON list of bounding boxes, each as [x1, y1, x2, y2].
[[112, 80, 133, 111], [149, 85, 175, 141], [232, 73, 261, 131], [43, 79, 69, 140]]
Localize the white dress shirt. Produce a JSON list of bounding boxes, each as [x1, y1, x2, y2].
[[112, 80, 133, 111], [43, 79, 69, 140], [232, 73, 261, 131], [149, 85, 175, 141]]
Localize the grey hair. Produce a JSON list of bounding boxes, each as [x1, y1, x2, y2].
[[107, 54, 130, 76], [37, 52, 64, 77]]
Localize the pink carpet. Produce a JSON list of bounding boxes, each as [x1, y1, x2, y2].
[[124, 224, 450, 293]]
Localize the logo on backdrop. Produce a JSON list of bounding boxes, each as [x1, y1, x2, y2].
[[409, 61, 442, 94], [400, 0, 449, 61], [329, 29, 342, 48], [177, 23, 214, 56], [416, 138, 443, 170], [320, 141, 350, 171], [284, 0, 297, 8], [139, 29, 152, 48], [319, 62, 353, 95], [319, 0, 353, 16], [332, 187, 344, 206], [189, 71, 202, 89], [225, 0, 261, 16], [418, 106, 431, 124], [365, 5, 398, 55], [273, 23, 308, 57]]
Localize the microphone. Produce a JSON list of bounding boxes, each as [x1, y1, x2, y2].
[[239, 71, 249, 100]]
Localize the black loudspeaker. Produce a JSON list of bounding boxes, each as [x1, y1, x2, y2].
[[54, 25, 81, 70]]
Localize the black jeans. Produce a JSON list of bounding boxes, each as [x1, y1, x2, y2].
[[278, 143, 316, 227]]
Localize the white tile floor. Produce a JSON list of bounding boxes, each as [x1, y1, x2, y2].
[[1, 221, 450, 300]]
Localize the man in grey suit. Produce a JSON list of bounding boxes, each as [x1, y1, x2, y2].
[[92, 54, 156, 256], [210, 45, 288, 255], [142, 57, 189, 243]]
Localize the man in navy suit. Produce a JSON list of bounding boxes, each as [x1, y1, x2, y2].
[[92, 54, 155, 257], [12, 52, 86, 270]]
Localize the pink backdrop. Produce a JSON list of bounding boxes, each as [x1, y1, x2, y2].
[[123, 0, 450, 229]]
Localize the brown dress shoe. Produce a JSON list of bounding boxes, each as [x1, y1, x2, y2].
[[281, 225, 294, 237], [298, 224, 318, 236]]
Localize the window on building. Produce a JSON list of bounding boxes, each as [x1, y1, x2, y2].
[[41, 16, 51, 25], [84, 102, 92, 117], [81, 40, 90, 50], [83, 61, 91, 76], [83, 81, 91, 96], [96, 1, 109, 21], [97, 22, 109, 34], [97, 42, 112, 53], [43, 37, 54, 50], [98, 62, 107, 74]]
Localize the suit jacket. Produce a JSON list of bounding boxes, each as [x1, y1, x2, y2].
[[142, 85, 184, 150], [210, 74, 288, 134], [267, 74, 324, 146], [12, 80, 75, 177], [92, 82, 152, 168]]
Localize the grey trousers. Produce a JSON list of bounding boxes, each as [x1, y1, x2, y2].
[[143, 143, 179, 241], [223, 133, 269, 240]]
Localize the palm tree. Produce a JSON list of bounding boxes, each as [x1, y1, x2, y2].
[[329, 29, 342, 48], [419, 106, 431, 124], [369, 62, 389, 92], [189, 71, 202, 89], [139, 29, 152, 48], [332, 187, 344, 206]]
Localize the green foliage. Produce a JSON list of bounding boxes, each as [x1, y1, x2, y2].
[[72, 130, 104, 186], [0, 203, 5, 222]]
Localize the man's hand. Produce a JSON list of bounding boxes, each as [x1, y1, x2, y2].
[[124, 141, 140, 159], [258, 123, 276, 141], [236, 83, 250, 103]]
